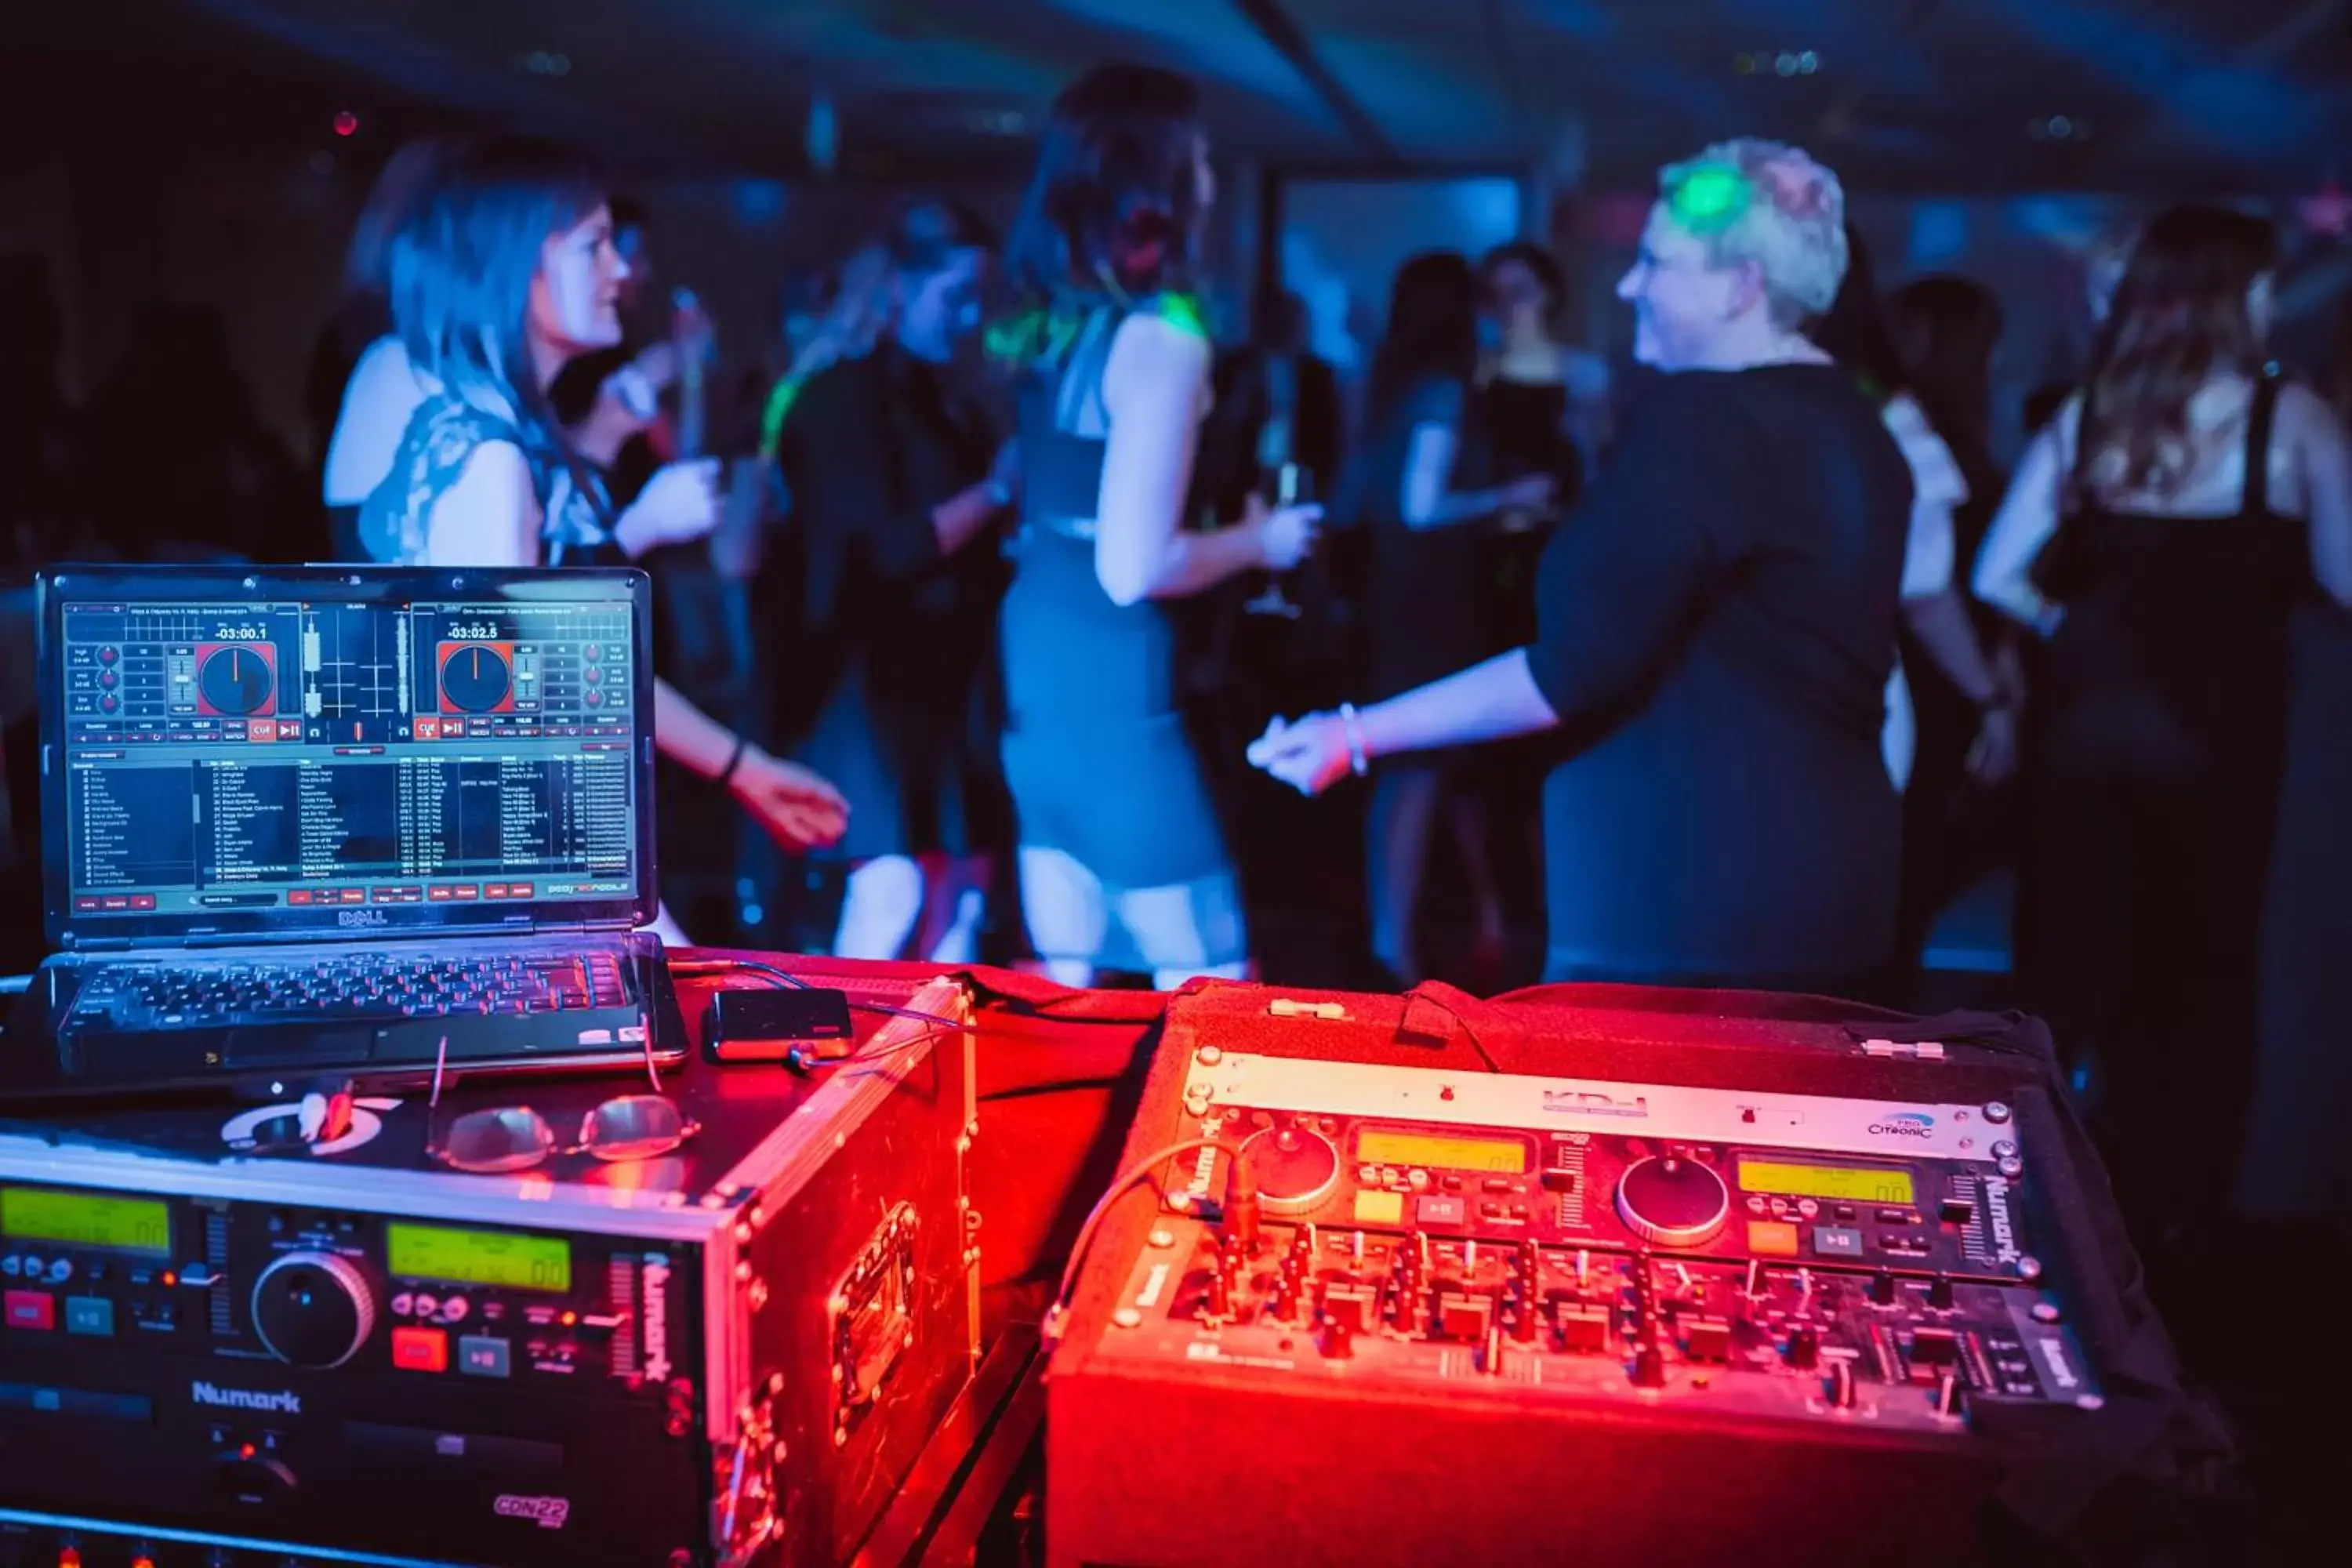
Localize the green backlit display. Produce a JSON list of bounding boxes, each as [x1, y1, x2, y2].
[[0, 1187, 171, 1254], [1737, 1160, 1915, 1206], [385, 1223, 571, 1293]]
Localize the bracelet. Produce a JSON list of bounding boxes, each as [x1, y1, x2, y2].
[[1338, 702, 1370, 778], [713, 735, 750, 788]]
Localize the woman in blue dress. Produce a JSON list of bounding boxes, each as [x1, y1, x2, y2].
[[996, 65, 1320, 985]]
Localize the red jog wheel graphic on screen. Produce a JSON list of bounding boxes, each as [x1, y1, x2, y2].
[[437, 642, 519, 715], [194, 642, 279, 717]]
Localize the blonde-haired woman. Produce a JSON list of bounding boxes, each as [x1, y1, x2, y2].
[[1253, 140, 1915, 991]]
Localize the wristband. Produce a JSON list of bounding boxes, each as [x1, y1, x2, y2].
[[1338, 702, 1370, 778], [714, 735, 750, 788]]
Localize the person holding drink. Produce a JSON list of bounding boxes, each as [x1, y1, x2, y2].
[[995, 64, 1320, 986]]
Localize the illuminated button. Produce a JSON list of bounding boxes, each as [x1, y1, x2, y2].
[[440, 1296, 470, 1324], [457, 1334, 510, 1378], [1747, 1221, 1801, 1257], [411, 1293, 437, 1319], [4, 1290, 55, 1331], [1811, 1226, 1866, 1259], [1352, 1190, 1404, 1225], [390, 1327, 448, 1372], [1414, 1195, 1467, 1228], [46, 1259, 72, 1285], [63, 1298, 113, 1338], [1796, 1199, 1820, 1218], [389, 1292, 413, 1318]]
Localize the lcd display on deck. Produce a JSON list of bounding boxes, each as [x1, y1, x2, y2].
[[1737, 1160, 1915, 1205], [385, 1222, 571, 1293], [0, 1187, 170, 1254], [1355, 1129, 1528, 1174]]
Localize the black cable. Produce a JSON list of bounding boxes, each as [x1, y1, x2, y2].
[[978, 1075, 1132, 1104], [1044, 1135, 1246, 1345]]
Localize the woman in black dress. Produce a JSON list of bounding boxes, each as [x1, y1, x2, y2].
[[773, 198, 1015, 962], [356, 134, 848, 941], [996, 66, 1319, 986], [1975, 205, 2352, 1241], [1256, 140, 1911, 992], [1358, 252, 1553, 984]]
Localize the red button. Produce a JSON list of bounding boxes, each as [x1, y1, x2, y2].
[[3, 1290, 56, 1331], [390, 1326, 448, 1372]]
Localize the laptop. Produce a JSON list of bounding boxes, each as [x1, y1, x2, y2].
[[1, 564, 687, 1100]]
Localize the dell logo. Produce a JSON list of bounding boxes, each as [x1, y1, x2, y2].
[[191, 1381, 302, 1414], [336, 909, 388, 928]]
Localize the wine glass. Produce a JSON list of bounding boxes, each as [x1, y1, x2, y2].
[[1243, 463, 1308, 619]]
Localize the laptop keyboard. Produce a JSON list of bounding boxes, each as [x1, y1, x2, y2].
[[66, 951, 633, 1032]]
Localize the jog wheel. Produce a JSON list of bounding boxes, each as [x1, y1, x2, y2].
[[1614, 1155, 1731, 1247], [1236, 1127, 1341, 1217], [198, 645, 273, 715], [440, 644, 513, 713]]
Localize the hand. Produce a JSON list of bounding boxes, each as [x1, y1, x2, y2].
[[615, 458, 722, 557], [1247, 712, 1354, 797], [729, 746, 850, 851], [1243, 493, 1323, 572], [628, 341, 681, 393], [1965, 705, 2020, 787], [1498, 474, 1557, 513]]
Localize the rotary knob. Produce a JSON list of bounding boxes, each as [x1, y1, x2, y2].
[[252, 1250, 376, 1369], [1613, 1156, 1731, 1248]]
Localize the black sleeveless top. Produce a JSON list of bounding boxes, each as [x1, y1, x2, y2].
[[1000, 307, 1190, 731], [2034, 373, 2308, 769]]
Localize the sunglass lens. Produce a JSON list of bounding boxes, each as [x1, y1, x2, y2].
[[442, 1108, 557, 1173], [581, 1096, 688, 1162]]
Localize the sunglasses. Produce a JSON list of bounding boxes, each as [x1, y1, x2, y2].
[[422, 1036, 699, 1176]]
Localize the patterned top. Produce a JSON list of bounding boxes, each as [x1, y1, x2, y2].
[[357, 394, 615, 565]]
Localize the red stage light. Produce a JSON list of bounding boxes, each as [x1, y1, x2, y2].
[[333, 111, 360, 137]]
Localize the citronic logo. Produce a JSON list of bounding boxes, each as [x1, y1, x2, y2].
[[1867, 1112, 1936, 1138]]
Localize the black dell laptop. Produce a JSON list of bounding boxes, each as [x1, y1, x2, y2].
[[1, 564, 687, 1099]]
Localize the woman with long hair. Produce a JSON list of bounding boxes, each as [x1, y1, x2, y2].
[[1884, 274, 2025, 961], [1809, 232, 2017, 973], [1976, 205, 2352, 1244], [772, 198, 1015, 963], [357, 134, 848, 940], [1359, 252, 1552, 984], [1256, 141, 1914, 993], [996, 64, 1319, 986]]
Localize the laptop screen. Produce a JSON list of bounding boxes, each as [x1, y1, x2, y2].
[[38, 566, 659, 947]]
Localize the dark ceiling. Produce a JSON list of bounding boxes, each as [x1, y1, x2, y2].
[[9, 0, 2350, 193]]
